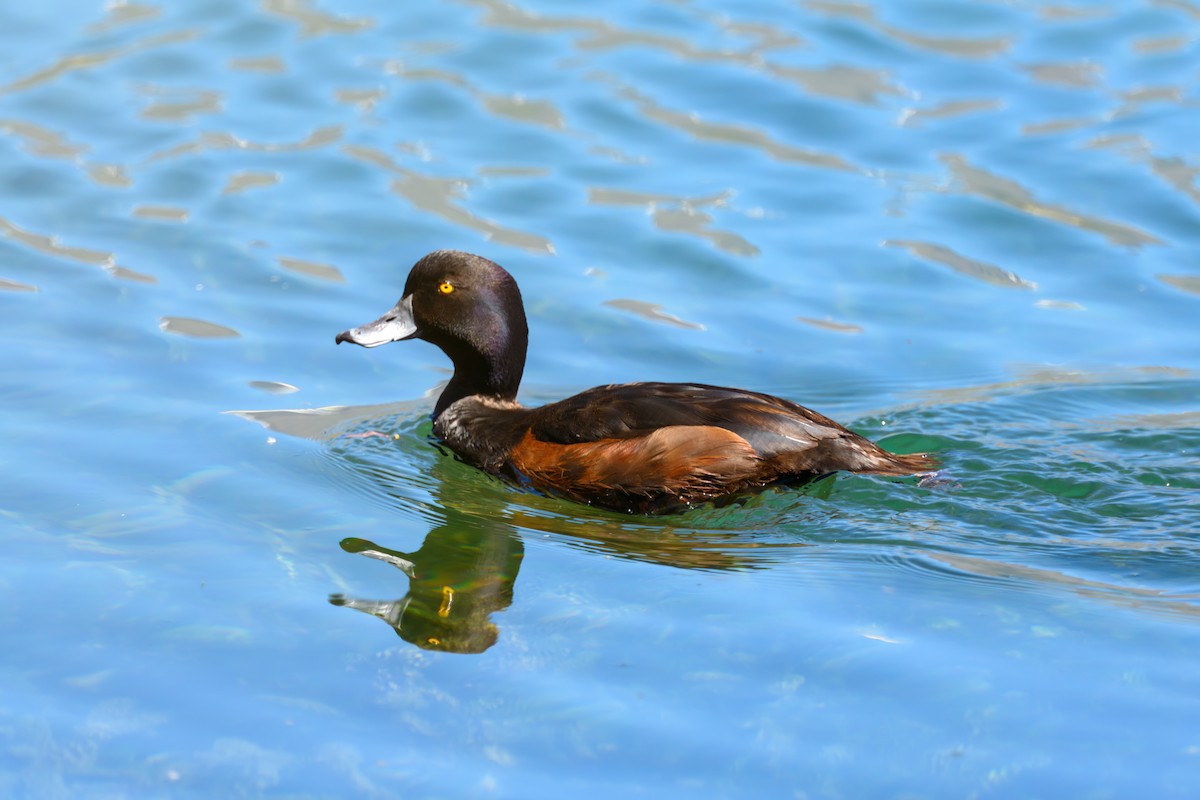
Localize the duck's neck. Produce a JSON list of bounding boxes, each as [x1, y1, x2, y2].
[[433, 341, 526, 419]]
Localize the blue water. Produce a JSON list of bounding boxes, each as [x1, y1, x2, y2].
[[2, 0, 1199, 797]]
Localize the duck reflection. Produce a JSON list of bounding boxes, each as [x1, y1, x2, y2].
[[226, 400, 525, 654], [329, 512, 523, 655]]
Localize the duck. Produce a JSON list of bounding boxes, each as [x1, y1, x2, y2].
[[336, 250, 937, 514]]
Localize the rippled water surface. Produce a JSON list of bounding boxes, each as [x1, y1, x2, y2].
[[2, 0, 1199, 797]]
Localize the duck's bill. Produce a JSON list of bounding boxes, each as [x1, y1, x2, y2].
[[335, 295, 418, 348]]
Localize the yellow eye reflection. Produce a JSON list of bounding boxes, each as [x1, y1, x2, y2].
[[438, 281, 455, 295]]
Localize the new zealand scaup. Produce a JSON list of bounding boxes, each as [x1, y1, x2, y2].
[[336, 250, 937, 514]]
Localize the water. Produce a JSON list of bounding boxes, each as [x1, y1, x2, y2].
[[1, 0, 1198, 797]]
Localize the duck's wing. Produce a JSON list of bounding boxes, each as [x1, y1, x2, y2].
[[527, 382, 934, 475], [529, 383, 843, 454]]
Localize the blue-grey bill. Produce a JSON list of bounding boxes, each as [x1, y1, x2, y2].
[[335, 294, 417, 348]]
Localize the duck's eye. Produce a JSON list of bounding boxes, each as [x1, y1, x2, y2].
[[438, 281, 455, 295]]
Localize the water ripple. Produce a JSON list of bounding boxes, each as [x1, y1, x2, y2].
[[939, 154, 1163, 247]]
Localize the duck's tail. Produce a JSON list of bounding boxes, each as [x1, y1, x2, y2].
[[862, 449, 940, 477]]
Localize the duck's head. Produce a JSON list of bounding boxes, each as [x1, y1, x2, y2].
[[336, 250, 529, 412]]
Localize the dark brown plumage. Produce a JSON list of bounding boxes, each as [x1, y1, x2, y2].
[[336, 250, 937, 514]]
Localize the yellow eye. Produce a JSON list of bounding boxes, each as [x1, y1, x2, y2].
[[438, 281, 454, 295]]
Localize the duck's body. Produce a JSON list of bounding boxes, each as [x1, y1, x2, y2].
[[337, 250, 935, 514]]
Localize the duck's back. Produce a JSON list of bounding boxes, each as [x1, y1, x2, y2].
[[505, 382, 934, 513]]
